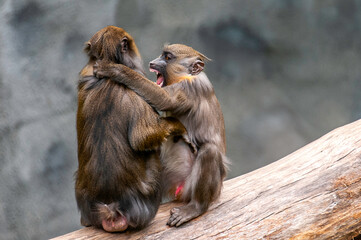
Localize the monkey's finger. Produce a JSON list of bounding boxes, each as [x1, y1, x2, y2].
[[167, 215, 175, 225], [94, 59, 106, 66], [175, 221, 183, 227], [93, 66, 107, 79], [175, 217, 188, 227], [93, 63, 100, 78], [167, 211, 179, 226], [181, 134, 197, 154], [190, 143, 198, 154], [94, 71, 104, 79], [169, 215, 182, 227], [93, 61, 102, 71]]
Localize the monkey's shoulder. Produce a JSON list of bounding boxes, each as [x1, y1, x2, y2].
[[78, 77, 157, 115], [78, 75, 113, 91], [176, 73, 214, 97]]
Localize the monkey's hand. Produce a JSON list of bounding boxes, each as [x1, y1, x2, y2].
[[93, 60, 121, 80], [182, 134, 198, 154]]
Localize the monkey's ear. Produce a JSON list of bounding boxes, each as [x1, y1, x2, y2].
[[191, 59, 204, 75], [121, 37, 128, 53], [84, 41, 91, 53]]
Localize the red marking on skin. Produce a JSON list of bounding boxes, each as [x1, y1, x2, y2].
[[175, 182, 185, 198]]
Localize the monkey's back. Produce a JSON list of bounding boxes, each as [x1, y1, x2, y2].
[[76, 76, 161, 201]]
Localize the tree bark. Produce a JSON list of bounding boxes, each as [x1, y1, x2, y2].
[[53, 119, 361, 240]]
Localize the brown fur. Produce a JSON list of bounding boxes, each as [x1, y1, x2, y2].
[[94, 44, 228, 227], [75, 27, 188, 232]]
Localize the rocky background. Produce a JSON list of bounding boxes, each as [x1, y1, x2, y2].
[[0, 0, 360, 239]]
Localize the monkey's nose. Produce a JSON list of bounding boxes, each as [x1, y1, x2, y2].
[[149, 62, 156, 69]]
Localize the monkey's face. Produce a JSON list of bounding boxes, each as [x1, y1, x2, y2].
[[149, 44, 209, 87], [149, 53, 169, 87]]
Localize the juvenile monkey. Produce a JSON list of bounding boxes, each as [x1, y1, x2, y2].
[[75, 27, 188, 232], [94, 44, 228, 227]]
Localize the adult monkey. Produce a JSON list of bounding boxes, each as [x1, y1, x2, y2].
[[94, 44, 228, 227], [75, 27, 189, 232]]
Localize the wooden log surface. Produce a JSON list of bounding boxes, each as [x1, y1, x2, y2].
[[53, 119, 361, 240]]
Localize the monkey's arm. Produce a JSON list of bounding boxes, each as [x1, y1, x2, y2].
[[129, 117, 189, 152], [94, 62, 182, 111], [129, 118, 168, 151]]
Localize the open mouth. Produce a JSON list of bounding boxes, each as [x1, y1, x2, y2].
[[149, 68, 165, 87]]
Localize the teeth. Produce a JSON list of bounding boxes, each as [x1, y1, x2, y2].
[[149, 68, 159, 74]]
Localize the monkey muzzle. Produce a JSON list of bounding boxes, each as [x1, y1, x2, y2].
[[149, 68, 165, 87]]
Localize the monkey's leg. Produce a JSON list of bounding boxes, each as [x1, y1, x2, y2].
[[99, 154, 161, 232], [167, 143, 226, 227], [121, 153, 162, 230], [124, 190, 161, 230], [75, 191, 93, 227], [161, 136, 196, 199], [80, 215, 91, 227]]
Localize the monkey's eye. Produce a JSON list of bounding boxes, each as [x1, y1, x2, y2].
[[164, 52, 173, 61]]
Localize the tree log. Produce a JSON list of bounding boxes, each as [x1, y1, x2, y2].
[[53, 119, 361, 240]]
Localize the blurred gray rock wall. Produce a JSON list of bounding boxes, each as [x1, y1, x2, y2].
[[0, 0, 360, 239]]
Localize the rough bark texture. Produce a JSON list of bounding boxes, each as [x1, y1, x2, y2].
[[52, 120, 361, 239]]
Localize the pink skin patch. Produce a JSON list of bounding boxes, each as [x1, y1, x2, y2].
[[175, 182, 185, 198], [101, 214, 128, 232], [149, 68, 164, 87]]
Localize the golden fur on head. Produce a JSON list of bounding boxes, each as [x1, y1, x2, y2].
[[84, 26, 140, 62], [163, 44, 211, 62], [160, 44, 210, 85]]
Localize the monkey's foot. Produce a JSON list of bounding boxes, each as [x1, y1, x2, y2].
[[167, 203, 203, 227], [80, 216, 91, 227], [102, 214, 128, 232]]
